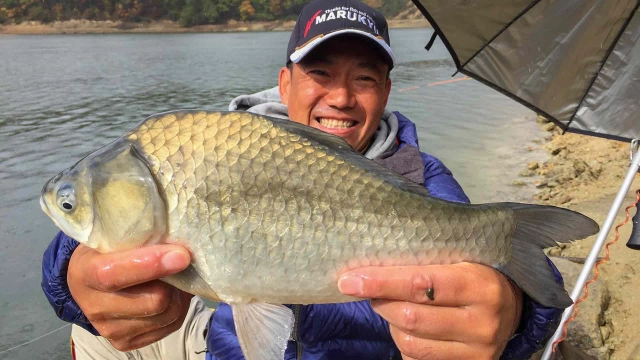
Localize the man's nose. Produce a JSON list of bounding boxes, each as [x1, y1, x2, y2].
[[325, 84, 356, 109]]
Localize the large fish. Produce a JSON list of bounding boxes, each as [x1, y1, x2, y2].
[[41, 110, 598, 360]]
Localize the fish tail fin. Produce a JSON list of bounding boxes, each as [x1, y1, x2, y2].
[[496, 203, 599, 309]]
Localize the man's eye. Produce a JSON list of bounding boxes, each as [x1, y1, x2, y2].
[[357, 76, 377, 82], [309, 69, 328, 76]]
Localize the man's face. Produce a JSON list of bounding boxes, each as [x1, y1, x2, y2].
[[279, 36, 392, 153]]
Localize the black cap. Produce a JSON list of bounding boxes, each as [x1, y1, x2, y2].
[[286, 0, 395, 69]]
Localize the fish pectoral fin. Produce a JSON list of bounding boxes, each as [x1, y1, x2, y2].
[[161, 265, 221, 302], [231, 302, 294, 360]]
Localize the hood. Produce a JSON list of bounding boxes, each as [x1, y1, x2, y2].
[[228, 86, 399, 160]]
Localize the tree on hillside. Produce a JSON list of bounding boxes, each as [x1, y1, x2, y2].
[[269, 0, 280, 15], [239, 0, 255, 21], [362, 0, 381, 8]]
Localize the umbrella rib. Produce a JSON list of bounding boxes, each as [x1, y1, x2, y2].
[[410, 0, 462, 68], [565, 1, 640, 131], [456, 0, 543, 73]]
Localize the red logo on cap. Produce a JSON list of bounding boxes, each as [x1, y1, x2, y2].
[[304, 10, 323, 37]]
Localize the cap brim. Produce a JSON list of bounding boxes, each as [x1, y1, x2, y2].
[[289, 29, 395, 68]]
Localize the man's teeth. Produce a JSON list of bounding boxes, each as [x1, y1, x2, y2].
[[318, 118, 356, 129]]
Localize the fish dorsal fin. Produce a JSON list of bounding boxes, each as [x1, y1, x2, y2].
[[262, 113, 435, 200], [231, 302, 294, 360]]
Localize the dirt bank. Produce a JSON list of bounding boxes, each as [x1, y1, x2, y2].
[[526, 116, 640, 359], [0, 18, 429, 35]]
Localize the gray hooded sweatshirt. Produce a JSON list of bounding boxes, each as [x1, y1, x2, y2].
[[228, 86, 399, 160]]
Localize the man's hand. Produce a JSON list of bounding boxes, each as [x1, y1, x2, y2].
[[338, 263, 522, 360], [68, 244, 193, 352]]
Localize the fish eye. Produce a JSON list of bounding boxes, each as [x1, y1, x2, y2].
[[57, 183, 76, 213]]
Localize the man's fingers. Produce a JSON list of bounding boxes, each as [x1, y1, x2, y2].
[[389, 326, 493, 360], [338, 263, 503, 307], [96, 290, 191, 347], [77, 244, 191, 292], [106, 294, 190, 352], [389, 325, 462, 360], [85, 281, 181, 320], [371, 299, 498, 343]]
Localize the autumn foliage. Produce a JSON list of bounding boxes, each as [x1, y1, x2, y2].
[[0, 0, 409, 26]]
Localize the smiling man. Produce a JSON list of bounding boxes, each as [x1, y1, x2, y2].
[[281, 39, 391, 153], [42, 1, 566, 359]]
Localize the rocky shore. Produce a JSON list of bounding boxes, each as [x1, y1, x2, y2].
[[525, 116, 640, 360]]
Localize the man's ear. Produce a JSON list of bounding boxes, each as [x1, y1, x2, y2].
[[382, 77, 392, 108], [279, 66, 291, 105]]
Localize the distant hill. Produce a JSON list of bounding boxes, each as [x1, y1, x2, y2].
[[391, 1, 425, 20], [0, 0, 421, 27]]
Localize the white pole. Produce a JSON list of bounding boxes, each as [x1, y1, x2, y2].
[[540, 147, 640, 360]]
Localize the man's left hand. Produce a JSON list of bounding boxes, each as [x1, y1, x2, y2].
[[338, 263, 522, 360]]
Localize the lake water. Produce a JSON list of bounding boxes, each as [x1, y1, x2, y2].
[[0, 29, 545, 359]]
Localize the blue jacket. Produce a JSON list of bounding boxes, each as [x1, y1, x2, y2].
[[42, 112, 563, 360]]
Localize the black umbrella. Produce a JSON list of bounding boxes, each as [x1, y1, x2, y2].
[[408, 1, 639, 358], [410, 0, 639, 141]]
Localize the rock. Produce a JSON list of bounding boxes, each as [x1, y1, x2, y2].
[[544, 133, 554, 141], [550, 145, 567, 156], [520, 169, 535, 177], [589, 162, 602, 179], [537, 115, 550, 124], [548, 247, 564, 257], [536, 180, 549, 188], [552, 258, 611, 351], [528, 161, 540, 170], [600, 326, 610, 341], [558, 194, 572, 204], [543, 122, 557, 132], [546, 164, 576, 185], [512, 180, 527, 186], [573, 160, 589, 176], [585, 346, 610, 360], [537, 163, 552, 176]]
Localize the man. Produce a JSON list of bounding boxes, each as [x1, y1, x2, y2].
[[42, 1, 564, 359]]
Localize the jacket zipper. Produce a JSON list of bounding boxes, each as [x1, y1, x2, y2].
[[290, 304, 303, 360]]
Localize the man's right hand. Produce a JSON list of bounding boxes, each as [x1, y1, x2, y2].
[[68, 244, 193, 351]]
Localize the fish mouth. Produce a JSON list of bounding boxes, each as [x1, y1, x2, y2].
[[40, 193, 65, 232], [40, 196, 51, 217], [40, 175, 56, 218]]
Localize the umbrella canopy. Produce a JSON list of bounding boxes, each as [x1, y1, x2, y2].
[[410, 0, 639, 142]]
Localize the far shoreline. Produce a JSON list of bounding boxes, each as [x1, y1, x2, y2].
[[0, 18, 431, 35]]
